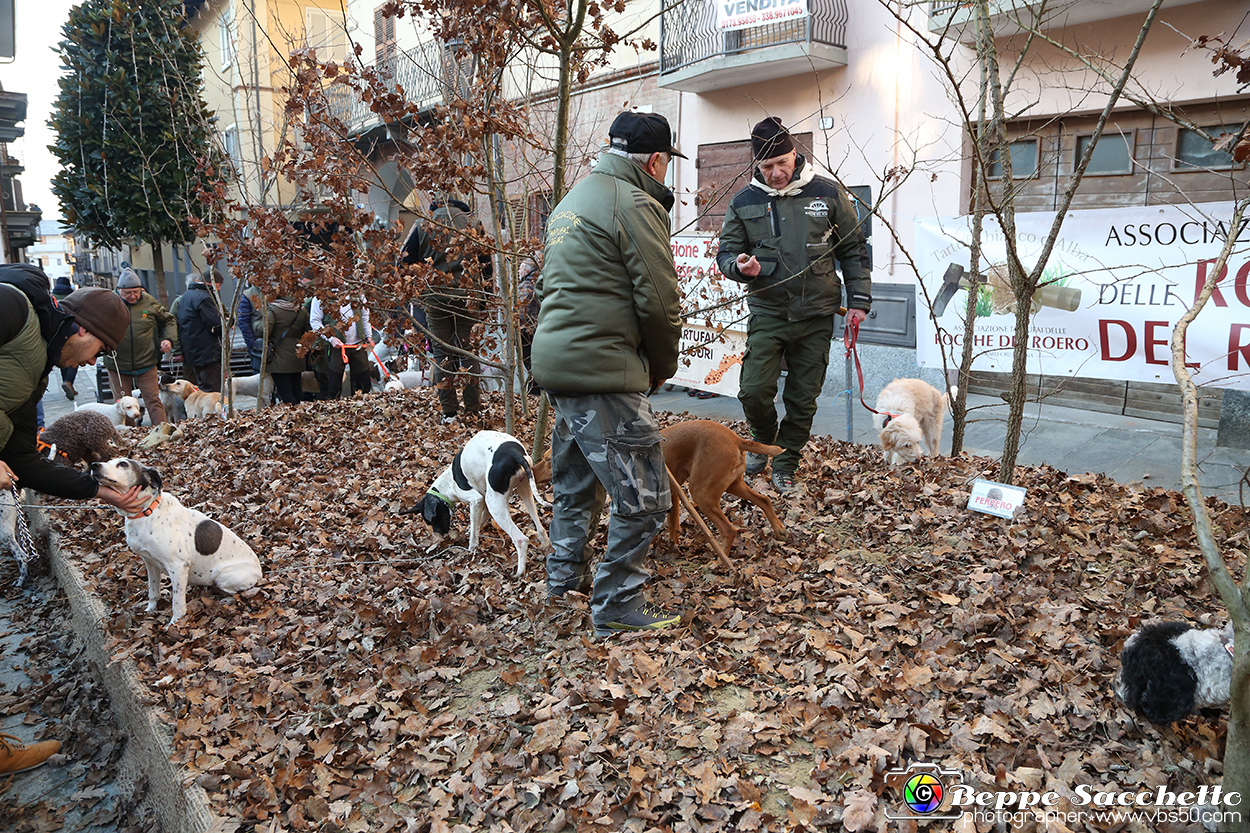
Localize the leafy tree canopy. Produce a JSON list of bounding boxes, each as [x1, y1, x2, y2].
[[49, 0, 225, 251]]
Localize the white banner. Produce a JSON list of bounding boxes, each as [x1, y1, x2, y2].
[[914, 202, 1250, 390], [670, 234, 749, 395], [717, 0, 808, 33]]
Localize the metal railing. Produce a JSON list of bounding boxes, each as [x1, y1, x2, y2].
[[660, 0, 849, 76], [328, 39, 448, 133]]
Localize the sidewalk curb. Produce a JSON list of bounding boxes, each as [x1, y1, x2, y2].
[[40, 511, 222, 833]]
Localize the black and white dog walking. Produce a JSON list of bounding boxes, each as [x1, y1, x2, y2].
[[406, 430, 550, 576], [1117, 620, 1234, 725], [91, 458, 263, 624]]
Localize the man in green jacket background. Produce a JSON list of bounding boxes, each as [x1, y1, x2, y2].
[[532, 111, 684, 638], [103, 267, 177, 424], [717, 116, 872, 493]]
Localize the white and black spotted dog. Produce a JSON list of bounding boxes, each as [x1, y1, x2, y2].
[[405, 430, 549, 576], [90, 458, 263, 624], [1117, 620, 1233, 725]]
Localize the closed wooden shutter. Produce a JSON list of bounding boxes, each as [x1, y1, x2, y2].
[[374, 6, 396, 70], [695, 131, 813, 231]]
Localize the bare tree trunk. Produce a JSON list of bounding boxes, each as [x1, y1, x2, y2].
[[531, 33, 581, 462], [1173, 199, 1250, 832], [949, 38, 994, 457], [151, 242, 169, 307], [258, 299, 270, 412]]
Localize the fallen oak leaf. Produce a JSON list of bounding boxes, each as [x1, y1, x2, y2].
[[840, 788, 879, 832]]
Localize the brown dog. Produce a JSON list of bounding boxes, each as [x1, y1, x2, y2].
[[661, 420, 786, 553], [161, 378, 224, 419]]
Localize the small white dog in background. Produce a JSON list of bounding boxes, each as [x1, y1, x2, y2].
[[76, 395, 144, 427], [873, 378, 955, 465]]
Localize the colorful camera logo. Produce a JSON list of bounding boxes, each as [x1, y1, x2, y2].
[[903, 772, 944, 813], [885, 763, 964, 821]]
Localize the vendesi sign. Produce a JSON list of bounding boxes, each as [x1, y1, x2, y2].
[[717, 0, 808, 33], [967, 479, 1026, 519]]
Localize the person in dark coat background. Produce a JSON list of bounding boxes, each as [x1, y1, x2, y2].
[[176, 268, 226, 392], [50, 276, 78, 400]]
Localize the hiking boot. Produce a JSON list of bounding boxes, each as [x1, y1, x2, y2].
[[771, 470, 796, 493], [0, 733, 61, 775], [746, 430, 775, 475], [440, 414, 457, 425], [593, 600, 681, 638], [62, 381, 77, 400]]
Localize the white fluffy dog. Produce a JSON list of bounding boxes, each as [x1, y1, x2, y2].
[[873, 379, 954, 465], [76, 395, 144, 427]]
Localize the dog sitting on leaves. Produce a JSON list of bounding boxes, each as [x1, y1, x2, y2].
[[1116, 620, 1234, 725]]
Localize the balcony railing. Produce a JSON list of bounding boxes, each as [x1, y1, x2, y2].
[[661, 0, 849, 79], [927, 0, 1207, 40], [329, 39, 448, 135]]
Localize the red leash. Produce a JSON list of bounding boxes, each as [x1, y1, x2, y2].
[[844, 316, 900, 423]]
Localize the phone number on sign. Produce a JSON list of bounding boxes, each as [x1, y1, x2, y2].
[[761, 5, 803, 20]]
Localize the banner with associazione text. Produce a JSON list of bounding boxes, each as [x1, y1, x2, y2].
[[716, 0, 808, 33], [669, 234, 749, 396], [914, 202, 1250, 391]]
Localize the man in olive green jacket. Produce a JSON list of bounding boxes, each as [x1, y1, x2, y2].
[[532, 111, 684, 638], [104, 267, 177, 424], [717, 117, 872, 493]]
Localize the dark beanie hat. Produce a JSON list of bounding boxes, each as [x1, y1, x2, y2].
[[751, 116, 796, 161], [60, 288, 130, 350]]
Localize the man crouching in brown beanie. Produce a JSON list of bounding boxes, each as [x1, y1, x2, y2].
[[0, 264, 148, 774]]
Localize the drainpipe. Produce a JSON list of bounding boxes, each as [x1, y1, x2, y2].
[[888, 11, 902, 277]]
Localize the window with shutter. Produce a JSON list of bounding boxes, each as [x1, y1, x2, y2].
[[374, 5, 397, 71]]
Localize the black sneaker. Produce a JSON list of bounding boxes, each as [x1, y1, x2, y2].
[[771, 470, 796, 493], [593, 601, 681, 638]]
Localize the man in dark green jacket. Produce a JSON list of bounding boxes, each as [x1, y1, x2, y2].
[[533, 111, 684, 638], [103, 267, 177, 423], [717, 116, 872, 493]]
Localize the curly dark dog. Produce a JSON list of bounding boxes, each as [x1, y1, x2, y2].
[[1116, 620, 1232, 725], [40, 410, 125, 468]]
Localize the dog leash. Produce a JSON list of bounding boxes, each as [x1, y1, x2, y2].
[[367, 342, 394, 379], [7, 484, 38, 585], [844, 317, 899, 421]]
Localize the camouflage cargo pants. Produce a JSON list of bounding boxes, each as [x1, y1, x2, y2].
[[546, 391, 671, 623]]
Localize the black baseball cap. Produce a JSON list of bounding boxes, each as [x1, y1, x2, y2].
[[608, 112, 688, 159]]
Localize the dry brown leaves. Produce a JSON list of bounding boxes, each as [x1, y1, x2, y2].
[[47, 389, 1243, 832]]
